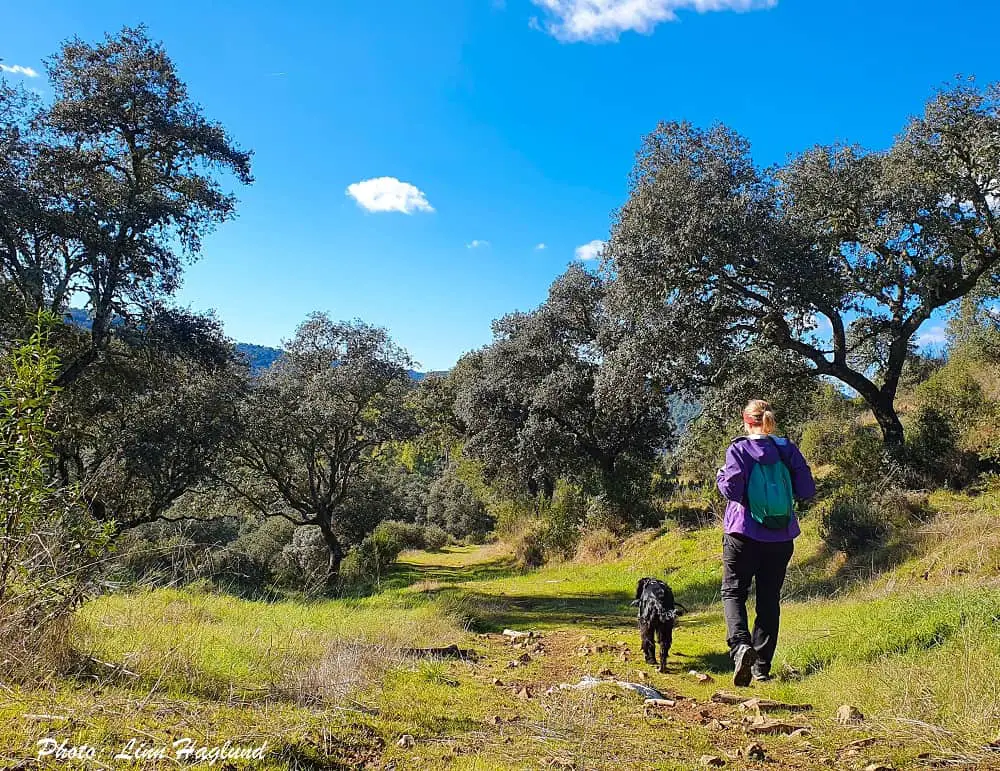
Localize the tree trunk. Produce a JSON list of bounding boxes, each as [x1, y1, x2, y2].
[[316, 516, 344, 587], [826, 363, 905, 452], [869, 395, 905, 451]]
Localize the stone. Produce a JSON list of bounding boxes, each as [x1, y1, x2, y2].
[[711, 690, 745, 705], [643, 698, 677, 708], [747, 720, 810, 736], [689, 669, 714, 683], [741, 697, 813, 712], [863, 765, 893, 771], [836, 704, 865, 724], [699, 755, 725, 767], [742, 743, 766, 761], [396, 735, 415, 749]]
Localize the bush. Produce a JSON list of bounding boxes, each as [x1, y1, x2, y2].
[[661, 482, 720, 528], [539, 481, 588, 558], [830, 427, 890, 488], [422, 524, 449, 551], [425, 468, 494, 540], [275, 526, 330, 590], [574, 527, 620, 562], [904, 407, 979, 488], [511, 520, 547, 569], [0, 315, 112, 680], [819, 488, 890, 556], [339, 524, 406, 588], [798, 386, 861, 467], [374, 520, 427, 551], [905, 360, 1000, 484]]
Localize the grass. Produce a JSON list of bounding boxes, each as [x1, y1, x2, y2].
[[2, 487, 998, 769]]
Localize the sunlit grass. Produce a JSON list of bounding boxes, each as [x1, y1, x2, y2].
[[2, 486, 997, 768]]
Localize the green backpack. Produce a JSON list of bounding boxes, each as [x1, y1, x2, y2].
[[746, 438, 794, 530]]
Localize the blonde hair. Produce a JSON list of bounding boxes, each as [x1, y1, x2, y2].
[[743, 399, 777, 435]]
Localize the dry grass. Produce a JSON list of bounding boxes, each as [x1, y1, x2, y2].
[[272, 639, 404, 708], [573, 528, 621, 563]]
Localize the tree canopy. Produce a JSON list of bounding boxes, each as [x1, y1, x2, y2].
[[605, 79, 1000, 447], [0, 26, 252, 385], [228, 313, 419, 581], [459, 264, 674, 510]]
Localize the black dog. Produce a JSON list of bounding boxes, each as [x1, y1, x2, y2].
[[631, 577, 685, 673]]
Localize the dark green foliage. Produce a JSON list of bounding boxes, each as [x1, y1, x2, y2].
[[605, 80, 1000, 449], [229, 312, 419, 583], [425, 468, 493, 541], [422, 525, 449, 551], [54, 308, 247, 530], [819, 488, 891, 556], [0, 26, 252, 387], [458, 265, 674, 507]]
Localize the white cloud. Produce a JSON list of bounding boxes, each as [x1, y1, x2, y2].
[[915, 323, 948, 348], [0, 64, 39, 77], [346, 177, 434, 214], [531, 0, 776, 42], [574, 239, 605, 261], [535, 242, 547, 250], [466, 239, 490, 249]]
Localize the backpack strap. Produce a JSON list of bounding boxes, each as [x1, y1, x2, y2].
[[767, 436, 791, 467]]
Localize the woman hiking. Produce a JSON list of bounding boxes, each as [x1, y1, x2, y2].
[[716, 399, 816, 686]]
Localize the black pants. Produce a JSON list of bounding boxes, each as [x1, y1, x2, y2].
[[721, 533, 794, 674]]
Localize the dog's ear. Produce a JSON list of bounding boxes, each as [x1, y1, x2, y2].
[[635, 577, 648, 601]]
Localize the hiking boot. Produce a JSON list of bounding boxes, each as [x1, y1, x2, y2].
[[751, 663, 771, 682], [733, 644, 757, 687]]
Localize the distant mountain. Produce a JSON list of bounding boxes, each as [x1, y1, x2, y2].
[[64, 309, 442, 380], [235, 343, 283, 371]]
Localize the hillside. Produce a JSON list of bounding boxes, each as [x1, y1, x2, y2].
[[3, 484, 997, 769]]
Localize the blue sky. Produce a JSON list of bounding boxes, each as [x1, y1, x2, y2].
[[3, 0, 999, 369]]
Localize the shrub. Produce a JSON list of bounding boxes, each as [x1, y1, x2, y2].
[[339, 525, 406, 588], [830, 427, 890, 488], [374, 520, 426, 551], [0, 315, 112, 680], [422, 524, 449, 551], [574, 527, 620, 562], [511, 520, 547, 569], [905, 359, 1000, 484], [661, 482, 721, 528], [904, 406, 979, 488], [819, 488, 890, 556], [798, 386, 861, 467], [425, 468, 494, 540], [275, 526, 330, 590], [539, 481, 588, 558]]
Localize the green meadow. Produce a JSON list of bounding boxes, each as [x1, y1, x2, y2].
[[3, 486, 998, 770]]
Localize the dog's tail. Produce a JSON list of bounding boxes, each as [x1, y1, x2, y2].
[[657, 607, 680, 623]]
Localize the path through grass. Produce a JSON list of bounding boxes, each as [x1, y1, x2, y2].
[[2, 492, 998, 769]]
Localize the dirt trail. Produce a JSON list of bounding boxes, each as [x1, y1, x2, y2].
[[391, 549, 927, 770]]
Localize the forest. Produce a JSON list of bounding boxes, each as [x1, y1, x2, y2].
[[1, 26, 999, 771]]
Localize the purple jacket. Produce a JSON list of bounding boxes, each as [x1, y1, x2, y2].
[[716, 435, 816, 543]]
